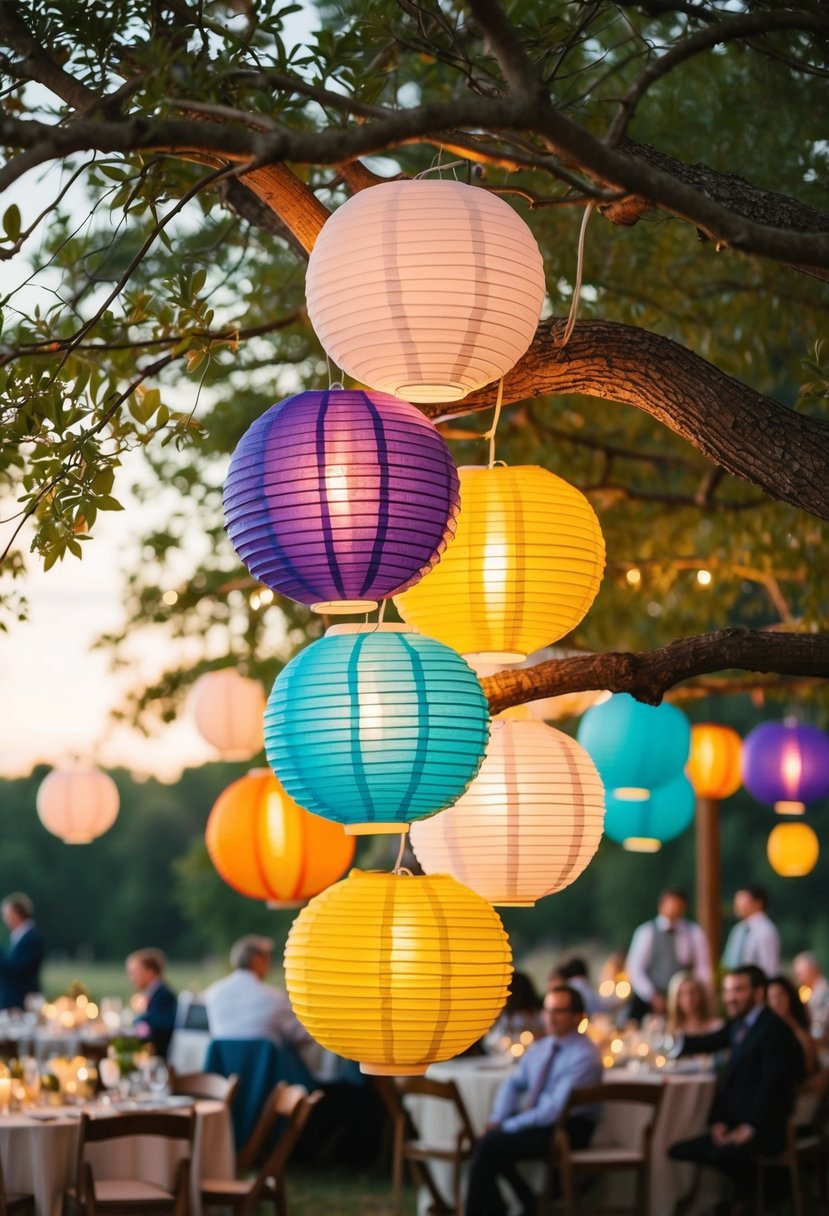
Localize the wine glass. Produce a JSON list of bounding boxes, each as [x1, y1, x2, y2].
[[98, 1057, 120, 1105], [146, 1059, 169, 1100]]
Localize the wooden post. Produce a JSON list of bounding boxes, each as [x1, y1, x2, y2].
[[695, 795, 721, 965]]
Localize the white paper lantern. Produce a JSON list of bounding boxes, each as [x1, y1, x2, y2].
[[190, 669, 265, 760], [36, 767, 120, 844], [305, 180, 546, 403], [410, 718, 605, 906]]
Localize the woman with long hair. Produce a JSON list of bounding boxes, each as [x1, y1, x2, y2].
[[767, 974, 818, 1076], [666, 972, 723, 1037]]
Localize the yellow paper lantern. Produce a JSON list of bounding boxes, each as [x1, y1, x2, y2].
[[767, 822, 819, 877], [395, 465, 605, 661], [206, 770, 354, 907], [190, 669, 265, 760], [687, 724, 742, 799], [410, 719, 605, 906], [305, 179, 546, 403], [36, 767, 119, 844], [284, 870, 512, 1074]]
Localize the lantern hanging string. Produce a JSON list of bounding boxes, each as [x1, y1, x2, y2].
[[392, 830, 410, 873], [560, 202, 594, 349], [485, 377, 505, 467], [415, 159, 467, 179]]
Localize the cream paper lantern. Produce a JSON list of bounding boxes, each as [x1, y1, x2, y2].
[[36, 767, 120, 844], [305, 179, 546, 403], [410, 717, 605, 906], [190, 669, 265, 760]]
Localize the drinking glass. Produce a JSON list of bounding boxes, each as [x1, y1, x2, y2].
[[147, 1059, 169, 1098], [98, 1057, 120, 1104]]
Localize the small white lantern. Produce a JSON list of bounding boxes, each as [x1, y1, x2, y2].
[[36, 768, 120, 844], [410, 717, 605, 906], [190, 669, 265, 760], [305, 179, 546, 403]]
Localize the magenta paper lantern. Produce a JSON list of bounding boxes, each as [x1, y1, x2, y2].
[[742, 719, 829, 814]]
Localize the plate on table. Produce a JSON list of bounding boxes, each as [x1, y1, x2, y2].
[[155, 1094, 195, 1109]]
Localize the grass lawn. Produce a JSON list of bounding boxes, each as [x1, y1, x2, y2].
[[286, 1166, 417, 1215], [41, 959, 228, 1002]]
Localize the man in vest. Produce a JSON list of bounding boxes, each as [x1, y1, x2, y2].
[[626, 888, 712, 1022]]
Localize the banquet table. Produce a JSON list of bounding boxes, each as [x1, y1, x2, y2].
[[0, 1097, 235, 1216], [407, 1056, 718, 1216]]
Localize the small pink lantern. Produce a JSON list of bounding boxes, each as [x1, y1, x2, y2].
[[190, 670, 265, 760], [36, 768, 120, 844]]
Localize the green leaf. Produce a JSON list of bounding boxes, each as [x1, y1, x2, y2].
[[3, 204, 21, 242]]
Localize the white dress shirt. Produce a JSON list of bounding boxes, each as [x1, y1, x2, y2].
[[9, 919, 35, 947], [721, 911, 780, 976], [626, 915, 712, 1001], [203, 968, 309, 1048]]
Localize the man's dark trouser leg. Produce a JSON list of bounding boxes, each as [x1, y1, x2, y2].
[[670, 1133, 755, 1196], [466, 1118, 594, 1216]]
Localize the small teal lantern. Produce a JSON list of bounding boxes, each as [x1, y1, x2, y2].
[[264, 625, 490, 835], [577, 692, 690, 797], [604, 773, 695, 852]]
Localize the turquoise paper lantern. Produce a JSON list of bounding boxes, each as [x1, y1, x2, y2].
[[604, 773, 695, 852], [264, 625, 490, 835], [577, 692, 690, 796]]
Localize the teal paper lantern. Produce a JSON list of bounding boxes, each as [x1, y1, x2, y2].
[[577, 692, 690, 797], [604, 773, 695, 852], [264, 625, 490, 835]]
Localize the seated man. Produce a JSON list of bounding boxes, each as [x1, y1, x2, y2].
[[126, 947, 178, 1059], [204, 934, 313, 1055], [669, 964, 804, 1216], [465, 984, 603, 1216]]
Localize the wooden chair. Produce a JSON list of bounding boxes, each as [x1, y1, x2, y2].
[[0, 1154, 34, 1216], [381, 1075, 478, 1216], [69, 1109, 196, 1216], [200, 1082, 323, 1216], [542, 1081, 665, 1216], [755, 1066, 829, 1216], [171, 1070, 239, 1107]]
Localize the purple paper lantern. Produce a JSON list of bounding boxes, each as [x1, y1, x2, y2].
[[742, 719, 829, 814], [223, 389, 460, 613]]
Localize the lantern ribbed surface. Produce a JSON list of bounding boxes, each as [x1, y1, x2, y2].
[[603, 774, 695, 852], [742, 720, 829, 814], [395, 465, 605, 661], [223, 389, 460, 613], [36, 767, 120, 845], [410, 719, 605, 906], [265, 625, 490, 834], [205, 770, 354, 907], [284, 870, 513, 1074], [577, 693, 690, 796], [305, 180, 546, 403], [190, 669, 265, 760], [767, 822, 819, 877], [687, 723, 742, 800]]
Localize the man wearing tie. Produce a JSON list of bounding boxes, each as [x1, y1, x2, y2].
[[721, 887, 780, 976], [626, 888, 712, 1022], [0, 892, 45, 1010], [669, 965, 803, 1214], [465, 985, 602, 1216]]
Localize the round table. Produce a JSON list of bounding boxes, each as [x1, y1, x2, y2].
[[0, 1097, 234, 1216]]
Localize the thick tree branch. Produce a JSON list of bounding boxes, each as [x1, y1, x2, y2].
[[482, 628, 829, 712]]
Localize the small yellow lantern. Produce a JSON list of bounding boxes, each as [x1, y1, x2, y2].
[[395, 465, 605, 662], [284, 870, 512, 1075], [190, 669, 265, 760], [687, 724, 742, 800], [767, 822, 819, 877]]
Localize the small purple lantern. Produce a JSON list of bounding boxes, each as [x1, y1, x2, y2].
[[742, 719, 829, 814], [223, 389, 460, 613]]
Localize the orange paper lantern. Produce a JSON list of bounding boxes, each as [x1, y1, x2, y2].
[[687, 724, 742, 800]]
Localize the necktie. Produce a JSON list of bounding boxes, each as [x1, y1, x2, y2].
[[732, 1018, 749, 1047], [524, 1040, 558, 1111]]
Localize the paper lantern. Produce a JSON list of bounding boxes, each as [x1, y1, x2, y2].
[[687, 724, 742, 800], [603, 773, 695, 852], [284, 869, 512, 1074], [395, 465, 605, 661], [577, 693, 690, 798], [305, 179, 546, 403], [743, 719, 829, 814], [223, 389, 460, 613], [190, 669, 265, 760], [205, 769, 354, 907], [410, 719, 605, 906], [265, 625, 490, 834], [767, 822, 819, 877], [36, 767, 119, 844]]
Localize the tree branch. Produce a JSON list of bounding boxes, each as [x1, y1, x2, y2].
[[482, 627, 829, 712]]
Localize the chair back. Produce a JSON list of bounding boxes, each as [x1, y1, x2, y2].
[[793, 1064, 829, 1129], [563, 1081, 664, 1154], [171, 1070, 239, 1105], [75, 1109, 196, 1204], [244, 1086, 324, 1207], [203, 1038, 314, 1151], [395, 1076, 477, 1146]]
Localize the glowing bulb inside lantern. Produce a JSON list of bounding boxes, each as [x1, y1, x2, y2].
[[781, 741, 803, 796], [325, 464, 351, 516], [482, 537, 509, 602]]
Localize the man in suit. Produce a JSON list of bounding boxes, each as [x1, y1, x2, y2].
[[126, 947, 177, 1059], [0, 892, 45, 1010], [465, 985, 603, 1216], [721, 887, 780, 975], [669, 964, 803, 1214]]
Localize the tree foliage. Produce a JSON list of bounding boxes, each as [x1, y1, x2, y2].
[[0, 0, 827, 723]]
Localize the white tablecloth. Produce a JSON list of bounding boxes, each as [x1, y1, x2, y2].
[[0, 1098, 234, 1216], [407, 1058, 717, 1216]]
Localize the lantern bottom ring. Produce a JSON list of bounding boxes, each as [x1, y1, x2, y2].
[[265, 900, 306, 910], [465, 649, 528, 665], [359, 1061, 427, 1076], [63, 836, 93, 845], [344, 822, 411, 836], [623, 837, 662, 853], [495, 900, 537, 908], [310, 599, 378, 614], [774, 801, 806, 815]]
